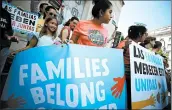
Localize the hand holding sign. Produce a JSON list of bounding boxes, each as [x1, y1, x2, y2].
[[7, 94, 26, 108], [148, 94, 156, 107], [111, 75, 125, 98], [7, 36, 19, 43]]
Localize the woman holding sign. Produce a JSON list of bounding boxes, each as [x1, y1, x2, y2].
[[10, 6, 58, 55], [70, 0, 113, 47], [117, 25, 148, 109], [37, 17, 61, 46], [70, 0, 126, 104]]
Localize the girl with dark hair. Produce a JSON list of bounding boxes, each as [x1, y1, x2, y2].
[[37, 17, 60, 46], [117, 25, 148, 109], [70, 0, 113, 47], [59, 17, 79, 42], [38, 3, 48, 19]]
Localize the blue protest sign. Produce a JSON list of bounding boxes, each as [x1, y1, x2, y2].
[[1, 44, 126, 109]]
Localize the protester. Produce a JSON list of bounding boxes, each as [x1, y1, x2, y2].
[[38, 3, 48, 19], [0, 4, 21, 105], [140, 36, 156, 49], [0, 6, 19, 73], [151, 41, 162, 54], [37, 17, 60, 46], [70, 0, 113, 47], [59, 17, 79, 43], [10, 6, 58, 55], [117, 25, 148, 109], [36, 5, 57, 33]]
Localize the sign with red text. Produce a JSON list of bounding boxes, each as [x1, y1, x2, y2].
[[2, 2, 38, 36]]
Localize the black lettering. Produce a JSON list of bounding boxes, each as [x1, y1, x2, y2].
[[17, 10, 21, 16], [29, 20, 35, 26], [134, 61, 142, 74], [142, 63, 147, 75], [134, 46, 139, 58], [148, 65, 152, 75], [16, 16, 22, 22], [155, 67, 158, 76], [9, 6, 12, 12], [23, 18, 29, 24], [140, 50, 144, 59], [10, 14, 15, 20]]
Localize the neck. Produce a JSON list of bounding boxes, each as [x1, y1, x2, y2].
[[132, 39, 139, 43], [152, 48, 159, 52], [92, 18, 102, 26], [47, 29, 53, 36]]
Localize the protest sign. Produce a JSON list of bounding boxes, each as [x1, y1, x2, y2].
[[130, 42, 168, 109], [2, 1, 38, 38], [1, 44, 126, 109]]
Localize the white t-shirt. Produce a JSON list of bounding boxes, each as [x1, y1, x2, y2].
[[37, 35, 55, 47]]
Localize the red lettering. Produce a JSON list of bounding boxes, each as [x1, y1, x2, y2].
[[11, 21, 16, 26], [31, 27, 34, 31]]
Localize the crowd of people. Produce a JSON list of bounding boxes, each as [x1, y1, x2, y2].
[[0, 0, 171, 109]]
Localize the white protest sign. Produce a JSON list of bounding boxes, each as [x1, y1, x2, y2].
[[130, 42, 168, 109]]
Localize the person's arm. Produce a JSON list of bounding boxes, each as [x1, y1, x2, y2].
[[61, 29, 69, 42], [70, 34, 79, 44], [132, 94, 156, 109], [70, 22, 81, 44], [6, 11, 13, 37], [11, 36, 38, 54]]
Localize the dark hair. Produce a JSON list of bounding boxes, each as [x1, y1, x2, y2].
[[39, 3, 48, 12], [64, 17, 79, 26], [128, 25, 147, 40], [143, 36, 156, 45], [43, 6, 56, 19], [153, 41, 162, 49], [92, 0, 112, 18], [39, 17, 58, 38]]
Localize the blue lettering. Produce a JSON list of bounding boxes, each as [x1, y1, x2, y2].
[[141, 79, 146, 91], [135, 78, 157, 92], [135, 79, 140, 91]]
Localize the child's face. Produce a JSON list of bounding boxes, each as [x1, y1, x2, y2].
[[47, 19, 58, 33]]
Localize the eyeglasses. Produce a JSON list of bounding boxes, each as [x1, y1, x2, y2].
[[48, 12, 57, 17]]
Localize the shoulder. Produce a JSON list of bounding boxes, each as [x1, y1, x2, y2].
[[77, 20, 92, 25], [2, 8, 11, 17], [117, 40, 127, 49], [63, 26, 70, 31]]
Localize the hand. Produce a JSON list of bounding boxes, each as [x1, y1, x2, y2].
[[148, 94, 156, 107], [7, 36, 19, 43], [7, 94, 26, 108], [69, 40, 74, 44], [9, 51, 17, 57], [161, 91, 168, 104], [54, 41, 61, 45], [111, 75, 125, 98]]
